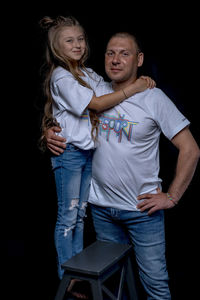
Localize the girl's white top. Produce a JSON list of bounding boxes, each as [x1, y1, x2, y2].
[[50, 66, 105, 150]]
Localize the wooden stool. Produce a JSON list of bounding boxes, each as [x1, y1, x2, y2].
[[55, 240, 138, 300]]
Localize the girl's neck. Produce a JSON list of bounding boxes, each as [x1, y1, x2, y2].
[[75, 66, 84, 76]]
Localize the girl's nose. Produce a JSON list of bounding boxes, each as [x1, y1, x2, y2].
[[73, 39, 81, 48]]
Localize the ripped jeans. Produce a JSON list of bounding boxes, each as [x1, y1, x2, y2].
[[51, 144, 94, 279]]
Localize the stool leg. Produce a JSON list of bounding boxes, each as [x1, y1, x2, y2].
[[126, 257, 139, 300], [90, 279, 104, 300], [117, 264, 126, 300], [54, 274, 71, 300]]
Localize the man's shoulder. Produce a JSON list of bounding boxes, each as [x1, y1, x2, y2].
[[140, 88, 169, 105], [125, 88, 166, 106], [144, 87, 165, 98]]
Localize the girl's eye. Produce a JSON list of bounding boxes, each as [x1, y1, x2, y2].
[[66, 39, 73, 43]]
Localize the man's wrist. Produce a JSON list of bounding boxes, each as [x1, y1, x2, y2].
[[166, 192, 178, 205]]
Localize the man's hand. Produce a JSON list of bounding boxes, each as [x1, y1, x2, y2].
[[137, 189, 175, 215], [45, 126, 66, 155]]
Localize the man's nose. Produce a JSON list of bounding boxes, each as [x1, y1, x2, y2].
[[112, 54, 120, 64]]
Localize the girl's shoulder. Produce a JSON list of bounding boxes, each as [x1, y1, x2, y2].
[[51, 66, 73, 83], [83, 67, 105, 85]]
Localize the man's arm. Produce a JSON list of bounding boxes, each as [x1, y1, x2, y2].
[[137, 127, 200, 215], [45, 126, 66, 155]]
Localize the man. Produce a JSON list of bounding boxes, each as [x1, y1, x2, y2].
[[44, 32, 200, 299]]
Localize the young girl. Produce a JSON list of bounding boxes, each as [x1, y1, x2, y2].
[[39, 15, 155, 282]]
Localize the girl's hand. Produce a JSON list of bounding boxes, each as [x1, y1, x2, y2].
[[134, 76, 156, 92], [140, 76, 156, 89]]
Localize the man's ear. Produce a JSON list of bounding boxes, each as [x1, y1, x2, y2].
[[137, 52, 144, 67]]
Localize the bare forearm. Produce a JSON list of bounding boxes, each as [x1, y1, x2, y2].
[[88, 76, 155, 112], [137, 149, 199, 215], [137, 128, 199, 214], [87, 84, 138, 112], [168, 145, 200, 203]]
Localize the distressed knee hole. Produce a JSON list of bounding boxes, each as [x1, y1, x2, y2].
[[81, 202, 88, 210], [64, 226, 74, 237], [79, 202, 88, 218], [69, 199, 79, 210]]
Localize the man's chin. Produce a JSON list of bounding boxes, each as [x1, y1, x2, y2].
[[108, 74, 124, 82]]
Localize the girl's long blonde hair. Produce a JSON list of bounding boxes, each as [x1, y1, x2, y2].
[[39, 15, 99, 150]]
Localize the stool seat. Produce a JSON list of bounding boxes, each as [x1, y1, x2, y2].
[[55, 240, 138, 300], [62, 240, 132, 276]]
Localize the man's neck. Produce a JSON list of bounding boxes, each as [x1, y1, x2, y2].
[[111, 77, 137, 91]]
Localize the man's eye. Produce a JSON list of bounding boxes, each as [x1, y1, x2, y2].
[[107, 52, 113, 56], [123, 52, 129, 56]]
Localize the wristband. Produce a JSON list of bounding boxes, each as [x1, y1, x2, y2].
[[167, 192, 178, 205]]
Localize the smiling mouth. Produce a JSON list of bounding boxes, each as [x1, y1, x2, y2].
[[73, 50, 82, 53]]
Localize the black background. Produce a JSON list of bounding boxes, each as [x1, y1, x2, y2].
[[2, 1, 200, 299]]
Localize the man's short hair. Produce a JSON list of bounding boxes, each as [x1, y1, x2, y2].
[[108, 32, 142, 54]]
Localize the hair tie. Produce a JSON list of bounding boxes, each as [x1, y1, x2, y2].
[[39, 16, 56, 31]]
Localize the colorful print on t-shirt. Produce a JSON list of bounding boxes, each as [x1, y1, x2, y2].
[[99, 112, 138, 142]]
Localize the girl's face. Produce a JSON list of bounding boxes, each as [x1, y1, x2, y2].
[[58, 26, 86, 61]]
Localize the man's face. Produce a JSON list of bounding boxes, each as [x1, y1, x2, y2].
[[105, 36, 143, 83]]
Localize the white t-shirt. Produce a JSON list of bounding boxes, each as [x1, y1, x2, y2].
[[50, 66, 104, 150], [89, 83, 190, 211]]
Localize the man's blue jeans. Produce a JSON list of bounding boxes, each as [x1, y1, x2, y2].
[[90, 204, 171, 300], [51, 144, 94, 279]]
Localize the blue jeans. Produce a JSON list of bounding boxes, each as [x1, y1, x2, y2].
[[51, 144, 94, 279], [90, 204, 171, 300]]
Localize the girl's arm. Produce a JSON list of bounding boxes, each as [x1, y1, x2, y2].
[[87, 76, 155, 112]]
